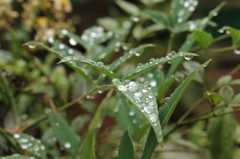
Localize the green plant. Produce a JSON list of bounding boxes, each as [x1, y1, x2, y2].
[[1, 0, 240, 159]]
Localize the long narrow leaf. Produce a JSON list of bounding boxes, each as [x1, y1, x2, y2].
[[118, 130, 136, 159]]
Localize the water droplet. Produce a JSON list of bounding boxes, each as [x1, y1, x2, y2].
[[14, 133, 20, 138], [48, 37, 54, 43], [147, 73, 154, 78], [128, 81, 138, 92], [59, 44, 65, 49], [184, 2, 189, 7], [132, 119, 137, 124], [142, 89, 148, 93], [56, 123, 59, 126], [177, 18, 183, 23], [107, 32, 113, 37], [28, 44, 36, 49], [188, 6, 195, 11], [144, 106, 154, 114], [129, 111, 135, 116], [122, 45, 128, 50], [134, 92, 143, 99], [148, 95, 154, 99], [20, 138, 28, 143], [112, 78, 120, 85], [64, 142, 71, 148], [34, 145, 40, 151], [150, 80, 157, 87], [69, 38, 77, 46], [118, 85, 128, 92], [97, 61, 104, 68], [149, 114, 158, 122], [90, 32, 97, 37], [137, 63, 143, 68], [135, 52, 140, 56], [78, 61, 84, 67], [115, 42, 121, 47], [132, 17, 139, 22], [61, 29, 68, 35], [234, 49, 240, 55], [21, 144, 29, 149], [184, 55, 194, 60], [178, 10, 184, 17], [163, 97, 170, 104]]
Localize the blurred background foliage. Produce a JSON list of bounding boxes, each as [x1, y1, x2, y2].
[[0, 0, 240, 158]]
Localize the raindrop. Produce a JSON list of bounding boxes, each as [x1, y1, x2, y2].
[[118, 85, 128, 92], [34, 145, 40, 151], [56, 123, 59, 126], [81, 35, 88, 40], [134, 92, 143, 99], [97, 61, 104, 67], [28, 45, 36, 49], [128, 81, 138, 92], [132, 119, 137, 124], [150, 80, 157, 87], [137, 63, 143, 68], [112, 78, 120, 85], [20, 138, 28, 143], [234, 49, 240, 55], [68, 49, 74, 54], [147, 73, 154, 78], [184, 55, 194, 60], [178, 10, 184, 17], [148, 95, 154, 99], [177, 18, 183, 23], [78, 62, 84, 67], [144, 106, 154, 114], [64, 142, 71, 148], [21, 144, 29, 149], [115, 42, 121, 47], [48, 37, 54, 43], [107, 32, 113, 37], [142, 89, 148, 93], [129, 111, 135, 116], [184, 2, 189, 7], [135, 52, 140, 56], [149, 114, 158, 122], [14, 133, 20, 138], [90, 32, 97, 37], [98, 90, 103, 94], [69, 38, 77, 46], [132, 17, 139, 22], [122, 45, 128, 50], [59, 44, 65, 49], [61, 29, 68, 35], [163, 97, 170, 104], [188, 6, 195, 11]]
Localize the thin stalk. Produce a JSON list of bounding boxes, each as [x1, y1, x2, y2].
[[0, 127, 20, 153], [229, 63, 240, 75], [180, 107, 240, 125], [0, 71, 20, 127], [208, 46, 234, 53], [167, 33, 175, 53], [213, 34, 230, 43]]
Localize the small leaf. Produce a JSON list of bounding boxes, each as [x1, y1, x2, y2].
[[132, 123, 151, 143], [23, 42, 94, 84], [141, 10, 170, 27], [157, 75, 175, 101], [219, 86, 234, 105], [173, 19, 202, 33], [118, 130, 136, 159], [171, 0, 198, 25], [122, 52, 198, 80], [229, 93, 240, 107], [193, 29, 213, 48], [0, 154, 36, 159], [217, 75, 232, 86], [203, 91, 223, 106], [80, 128, 95, 159], [115, 0, 140, 16], [112, 79, 163, 143], [13, 133, 46, 159], [58, 56, 118, 79], [97, 17, 119, 31], [49, 112, 80, 158], [115, 93, 144, 135], [220, 27, 240, 47], [230, 79, 240, 85], [207, 113, 237, 159], [183, 60, 204, 83]]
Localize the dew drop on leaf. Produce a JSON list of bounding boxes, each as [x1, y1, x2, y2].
[[64, 142, 71, 148], [69, 38, 77, 46], [129, 111, 135, 116], [184, 55, 194, 60], [234, 49, 240, 55], [128, 81, 138, 92], [118, 85, 128, 92]]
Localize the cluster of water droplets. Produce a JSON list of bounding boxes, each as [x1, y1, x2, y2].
[[112, 79, 159, 125], [1, 154, 36, 159], [13, 133, 46, 158], [177, 0, 198, 23]]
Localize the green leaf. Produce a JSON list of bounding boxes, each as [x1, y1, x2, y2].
[[193, 33, 211, 48], [203, 91, 223, 106], [80, 128, 95, 159], [0, 154, 36, 159], [112, 79, 163, 143], [13, 133, 46, 159], [141, 10, 170, 27], [115, 93, 144, 135], [97, 17, 119, 31], [167, 2, 226, 79], [207, 113, 237, 159], [173, 19, 202, 33], [171, 0, 198, 25], [230, 79, 240, 85], [58, 56, 118, 79], [229, 93, 240, 107], [219, 86, 234, 105], [23, 42, 94, 84], [141, 60, 211, 159], [118, 130, 136, 159], [157, 75, 175, 101], [49, 112, 80, 158], [219, 27, 240, 47], [62, 26, 111, 51], [97, 44, 155, 83], [122, 51, 198, 80], [115, 0, 140, 16], [217, 75, 232, 86], [193, 29, 213, 48], [132, 124, 151, 143], [183, 61, 204, 83]]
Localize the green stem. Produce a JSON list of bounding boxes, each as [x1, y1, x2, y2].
[[229, 63, 240, 76], [208, 46, 234, 53], [180, 107, 240, 125], [213, 33, 230, 43], [0, 70, 20, 127], [167, 33, 175, 53], [0, 127, 20, 153]]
